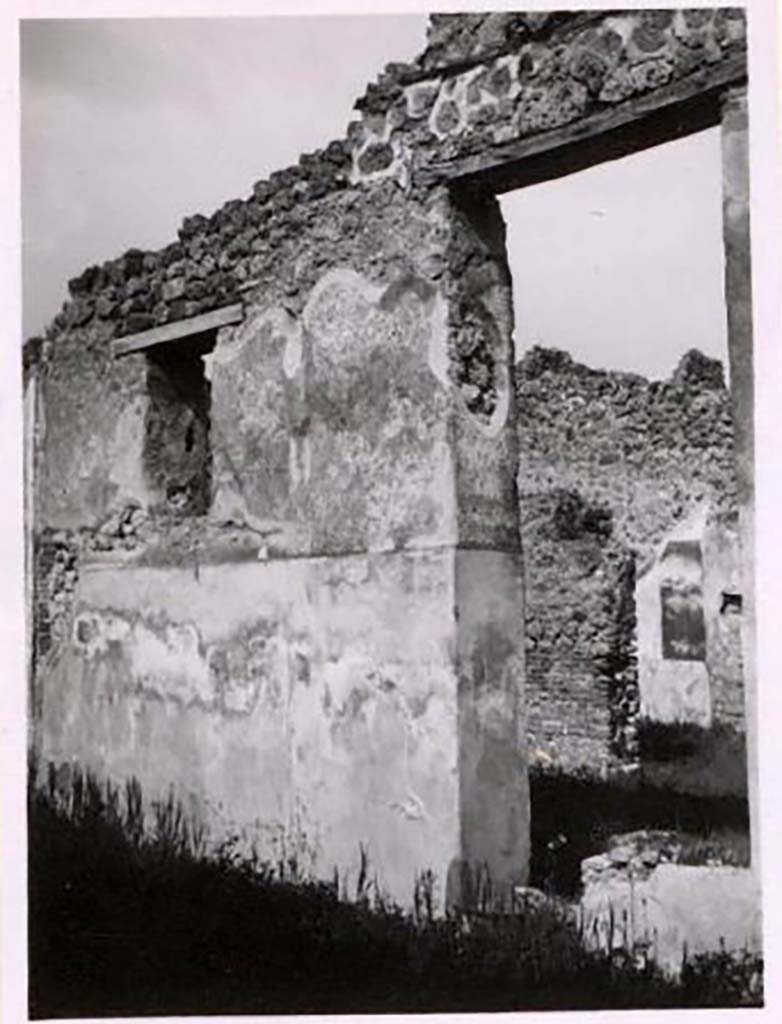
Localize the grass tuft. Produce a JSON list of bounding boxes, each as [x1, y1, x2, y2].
[[29, 761, 761, 1017], [529, 763, 750, 896]]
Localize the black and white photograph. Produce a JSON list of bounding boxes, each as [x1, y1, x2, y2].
[[2, 1, 781, 1020]]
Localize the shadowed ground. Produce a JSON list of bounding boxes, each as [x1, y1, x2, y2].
[[28, 764, 761, 1018]]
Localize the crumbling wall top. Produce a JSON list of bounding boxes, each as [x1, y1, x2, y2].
[[516, 345, 738, 565]]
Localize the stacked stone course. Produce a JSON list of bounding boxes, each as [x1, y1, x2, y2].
[[56, 139, 353, 341]]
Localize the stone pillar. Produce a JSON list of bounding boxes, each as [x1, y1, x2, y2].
[[721, 87, 759, 873], [441, 184, 529, 908]]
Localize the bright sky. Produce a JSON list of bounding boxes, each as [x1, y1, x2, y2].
[[21, 16, 728, 379], [21, 15, 430, 337], [501, 126, 728, 379]]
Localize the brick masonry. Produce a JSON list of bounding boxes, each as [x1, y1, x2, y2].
[[516, 347, 743, 772]]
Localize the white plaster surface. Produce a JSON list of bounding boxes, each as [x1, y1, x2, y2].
[[581, 862, 762, 975]]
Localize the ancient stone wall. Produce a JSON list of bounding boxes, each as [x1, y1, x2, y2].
[[520, 489, 638, 772], [581, 832, 761, 974], [25, 9, 749, 906], [516, 347, 743, 771], [28, 180, 529, 908]]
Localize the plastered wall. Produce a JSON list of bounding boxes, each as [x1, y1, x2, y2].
[[30, 188, 528, 908], [43, 551, 463, 901]]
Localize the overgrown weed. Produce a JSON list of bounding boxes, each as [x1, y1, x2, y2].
[[28, 762, 762, 1018], [529, 763, 750, 896]]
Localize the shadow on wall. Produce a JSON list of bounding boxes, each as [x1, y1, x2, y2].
[[529, 763, 749, 900], [28, 760, 762, 1018], [636, 717, 748, 797]]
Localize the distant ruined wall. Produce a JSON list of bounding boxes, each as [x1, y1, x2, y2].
[[516, 347, 743, 772], [25, 9, 749, 905], [519, 489, 638, 773]]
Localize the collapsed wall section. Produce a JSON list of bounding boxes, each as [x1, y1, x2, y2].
[[516, 347, 743, 772], [521, 489, 638, 773]]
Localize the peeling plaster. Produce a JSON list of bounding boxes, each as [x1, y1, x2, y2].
[[72, 607, 274, 716]]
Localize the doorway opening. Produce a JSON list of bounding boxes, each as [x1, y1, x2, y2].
[[498, 129, 743, 779]]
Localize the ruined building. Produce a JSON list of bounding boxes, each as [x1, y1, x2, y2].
[[24, 9, 755, 908], [517, 347, 744, 774]]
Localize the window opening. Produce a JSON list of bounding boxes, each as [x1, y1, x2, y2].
[[721, 592, 743, 615], [143, 330, 215, 516], [660, 540, 706, 666]]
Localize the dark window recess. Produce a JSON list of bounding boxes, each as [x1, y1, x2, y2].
[[661, 582, 707, 661], [659, 539, 706, 662], [662, 539, 703, 565], [143, 331, 214, 516], [720, 592, 743, 614]]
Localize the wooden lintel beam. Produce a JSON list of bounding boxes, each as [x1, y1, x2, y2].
[[112, 303, 244, 358], [415, 53, 747, 192]]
